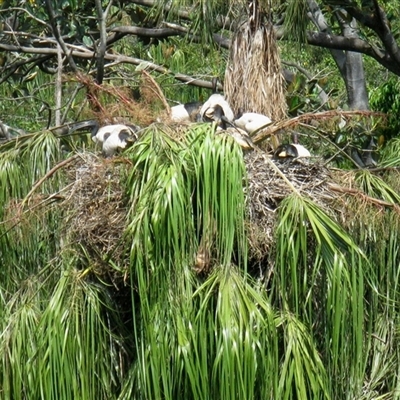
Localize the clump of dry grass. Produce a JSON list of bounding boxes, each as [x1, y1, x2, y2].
[[77, 71, 162, 127], [225, 15, 287, 152], [225, 20, 287, 121]]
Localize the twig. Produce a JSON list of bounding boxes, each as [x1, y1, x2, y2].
[[43, 0, 78, 72], [328, 183, 400, 210], [22, 155, 79, 207], [141, 70, 170, 113], [253, 147, 301, 195], [282, 59, 329, 104], [55, 41, 63, 126], [364, 166, 400, 173], [299, 122, 364, 169], [94, 0, 112, 84], [252, 109, 385, 144], [0, 184, 73, 243]]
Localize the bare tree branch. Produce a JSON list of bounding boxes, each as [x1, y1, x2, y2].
[[302, 30, 400, 75], [126, 0, 232, 29], [55, 43, 63, 125], [107, 26, 183, 46], [0, 54, 51, 84], [252, 109, 383, 144], [0, 41, 223, 89], [2, 2, 400, 83], [94, 0, 113, 84], [0, 7, 49, 28], [126, 0, 400, 75], [371, 0, 400, 65], [43, 0, 78, 72]]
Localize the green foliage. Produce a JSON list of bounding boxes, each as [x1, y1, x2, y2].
[[2, 0, 400, 396], [0, 131, 63, 286], [355, 170, 400, 203], [285, 73, 327, 115], [283, 0, 309, 45], [121, 125, 333, 399], [370, 77, 400, 140], [1, 122, 400, 398], [125, 124, 247, 270], [0, 71, 87, 132], [142, 37, 227, 103], [379, 137, 400, 167], [0, 267, 128, 400]]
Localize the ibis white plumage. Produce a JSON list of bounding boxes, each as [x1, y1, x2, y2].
[[199, 94, 235, 123], [91, 124, 131, 144], [205, 104, 255, 150], [91, 124, 141, 157], [170, 101, 203, 123], [274, 143, 311, 159], [222, 128, 255, 150], [233, 112, 273, 134]]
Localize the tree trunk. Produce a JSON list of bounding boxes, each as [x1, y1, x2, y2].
[[307, 0, 369, 110], [337, 12, 369, 110], [55, 41, 62, 126]]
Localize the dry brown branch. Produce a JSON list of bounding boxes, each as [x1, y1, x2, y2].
[[140, 70, 170, 113], [252, 109, 385, 144], [328, 183, 400, 210], [22, 155, 79, 207]]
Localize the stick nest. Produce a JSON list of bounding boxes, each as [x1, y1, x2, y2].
[[59, 147, 336, 280], [244, 151, 334, 262], [62, 153, 130, 282]]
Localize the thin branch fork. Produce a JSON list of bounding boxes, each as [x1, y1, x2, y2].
[[0, 42, 220, 90]]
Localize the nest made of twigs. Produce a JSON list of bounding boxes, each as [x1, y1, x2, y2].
[[244, 151, 334, 262], [62, 153, 130, 281], [57, 131, 389, 280]]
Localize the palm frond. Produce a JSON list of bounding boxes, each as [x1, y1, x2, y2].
[[0, 131, 68, 287], [225, 21, 287, 123], [0, 277, 43, 399], [195, 265, 279, 399], [274, 193, 369, 397], [0, 264, 127, 399], [357, 314, 400, 400], [283, 0, 309, 45], [355, 170, 400, 203], [379, 137, 400, 167], [123, 123, 250, 398], [37, 268, 127, 399], [125, 123, 247, 271], [277, 313, 330, 400]]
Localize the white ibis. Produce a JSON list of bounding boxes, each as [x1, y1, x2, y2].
[[204, 104, 255, 150], [170, 101, 203, 123], [91, 124, 141, 157], [274, 143, 311, 159], [233, 112, 273, 134], [199, 94, 235, 123]]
